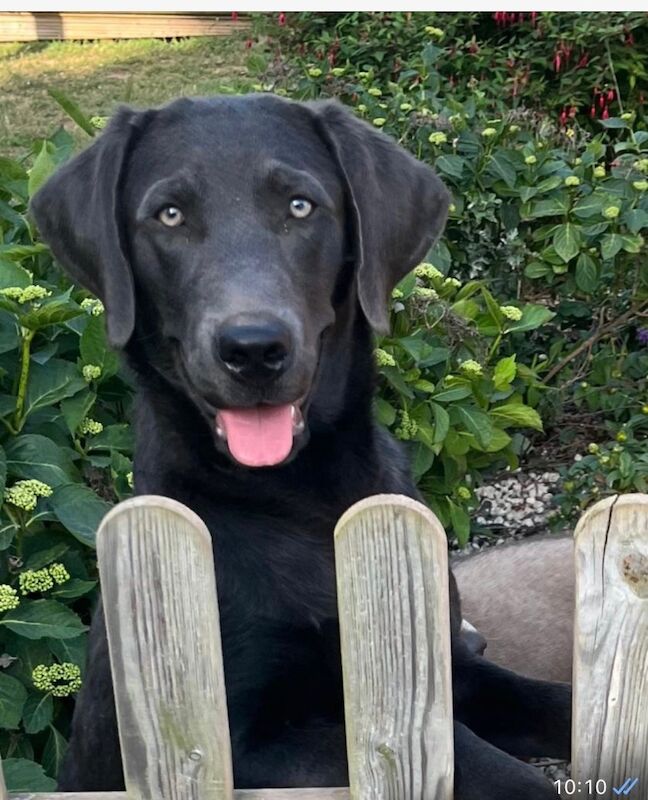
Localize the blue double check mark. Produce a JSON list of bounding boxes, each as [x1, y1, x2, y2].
[[613, 778, 639, 796]]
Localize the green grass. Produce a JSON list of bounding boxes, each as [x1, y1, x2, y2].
[[0, 34, 255, 157]]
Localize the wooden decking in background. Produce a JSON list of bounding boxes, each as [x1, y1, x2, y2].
[[0, 12, 250, 43]]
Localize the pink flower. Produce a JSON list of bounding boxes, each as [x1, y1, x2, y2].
[[278, 12, 286, 26]]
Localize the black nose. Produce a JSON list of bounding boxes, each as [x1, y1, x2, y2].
[[218, 316, 292, 382]]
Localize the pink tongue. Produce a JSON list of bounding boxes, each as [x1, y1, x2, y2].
[[217, 405, 294, 467]]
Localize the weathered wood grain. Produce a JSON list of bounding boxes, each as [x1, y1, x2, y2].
[[97, 496, 233, 800], [9, 790, 350, 799], [0, 13, 249, 42], [334, 494, 454, 800], [572, 493, 648, 789]]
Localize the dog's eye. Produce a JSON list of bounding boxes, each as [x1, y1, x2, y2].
[[157, 206, 185, 227], [289, 197, 314, 219]]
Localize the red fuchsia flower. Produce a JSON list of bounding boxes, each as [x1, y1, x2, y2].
[[560, 108, 568, 126], [602, 108, 610, 119], [590, 104, 597, 118], [577, 52, 589, 69], [607, 89, 615, 102], [245, 38, 253, 49], [599, 94, 606, 109], [231, 11, 238, 20], [278, 12, 286, 26], [554, 52, 562, 72], [625, 31, 635, 46]]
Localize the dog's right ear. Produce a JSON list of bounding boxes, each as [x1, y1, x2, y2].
[[30, 108, 147, 348]]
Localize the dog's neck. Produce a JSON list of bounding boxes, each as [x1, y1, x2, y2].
[[126, 301, 380, 508]]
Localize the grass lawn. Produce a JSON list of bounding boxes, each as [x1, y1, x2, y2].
[[0, 34, 255, 158]]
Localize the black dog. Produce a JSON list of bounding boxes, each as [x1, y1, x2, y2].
[[31, 94, 570, 799]]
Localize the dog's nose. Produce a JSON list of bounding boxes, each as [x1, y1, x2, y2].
[[218, 316, 292, 382]]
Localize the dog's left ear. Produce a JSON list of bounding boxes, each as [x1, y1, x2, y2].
[[311, 101, 450, 334], [29, 108, 148, 348]]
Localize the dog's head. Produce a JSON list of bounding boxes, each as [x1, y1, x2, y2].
[[30, 95, 449, 468]]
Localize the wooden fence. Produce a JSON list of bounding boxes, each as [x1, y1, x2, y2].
[[0, 492, 646, 799], [0, 13, 250, 43]]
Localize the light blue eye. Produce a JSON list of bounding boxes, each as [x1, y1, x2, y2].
[[289, 197, 313, 219], [157, 205, 185, 227]]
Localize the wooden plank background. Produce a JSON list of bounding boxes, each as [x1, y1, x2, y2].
[[0, 13, 249, 43]]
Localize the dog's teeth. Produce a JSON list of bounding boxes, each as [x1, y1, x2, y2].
[[215, 424, 226, 440], [291, 404, 305, 434]]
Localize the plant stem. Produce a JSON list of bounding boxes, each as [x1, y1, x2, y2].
[[13, 328, 34, 431]]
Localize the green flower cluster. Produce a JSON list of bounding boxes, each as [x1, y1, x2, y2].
[[32, 663, 82, 697], [5, 479, 53, 511], [82, 364, 102, 382], [395, 409, 418, 440], [500, 305, 523, 321], [126, 471, 134, 489], [80, 297, 105, 316], [0, 585, 20, 612], [459, 359, 484, 377], [374, 348, 396, 368], [19, 562, 70, 596], [0, 285, 50, 304], [414, 286, 439, 300], [414, 262, 444, 281], [564, 176, 580, 187], [78, 417, 104, 435], [428, 132, 447, 145]]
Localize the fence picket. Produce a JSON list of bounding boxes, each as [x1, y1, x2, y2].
[[334, 494, 454, 800], [572, 493, 648, 791], [97, 496, 234, 800]]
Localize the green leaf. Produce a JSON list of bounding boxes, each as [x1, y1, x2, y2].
[[619, 234, 643, 254], [88, 424, 133, 454], [374, 396, 396, 426], [624, 209, 648, 234], [575, 253, 599, 293], [431, 402, 449, 445], [493, 355, 517, 391], [553, 223, 581, 263], [19, 293, 83, 330], [0, 672, 28, 729], [487, 150, 517, 188], [47, 636, 87, 672], [47, 89, 96, 137], [524, 261, 552, 279], [451, 406, 493, 449], [22, 692, 53, 734], [528, 198, 568, 218], [598, 117, 628, 129], [432, 386, 472, 403], [79, 314, 118, 376], [490, 403, 543, 431], [411, 442, 435, 479], [0, 443, 6, 506], [0, 310, 19, 354], [49, 483, 111, 547], [25, 542, 69, 570], [5, 434, 79, 486], [52, 578, 97, 600], [28, 142, 57, 199], [0, 260, 32, 290], [601, 233, 623, 261], [572, 195, 605, 219], [2, 758, 57, 792], [0, 243, 48, 261], [42, 726, 68, 780], [24, 359, 86, 419], [435, 155, 465, 180], [2, 599, 87, 640], [61, 390, 96, 436], [505, 304, 555, 333]]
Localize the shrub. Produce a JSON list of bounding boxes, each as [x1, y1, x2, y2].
[[0, 123, 133, 788], [252, 11, 648, 530]]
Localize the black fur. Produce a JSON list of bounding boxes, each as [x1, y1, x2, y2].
[[31, 94, 570, 798]]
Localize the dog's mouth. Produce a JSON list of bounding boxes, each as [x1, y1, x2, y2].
[[214, 401, 306, 468]]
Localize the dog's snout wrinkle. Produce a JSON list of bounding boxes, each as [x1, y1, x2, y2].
[[218, 314, 292, 384]]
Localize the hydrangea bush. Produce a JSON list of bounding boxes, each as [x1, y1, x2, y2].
[[0, 123, 133, 789]]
